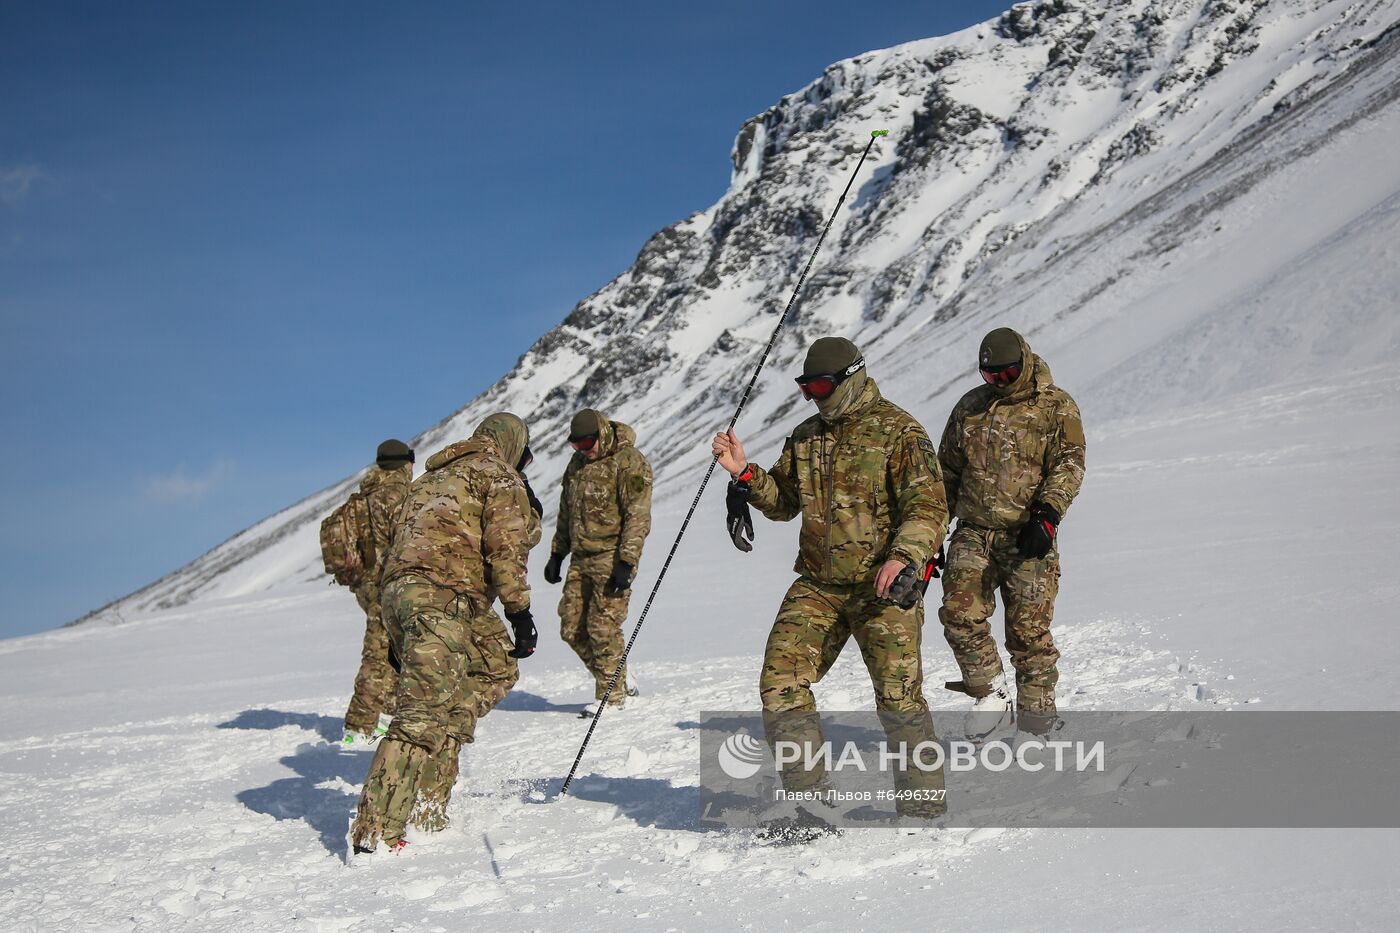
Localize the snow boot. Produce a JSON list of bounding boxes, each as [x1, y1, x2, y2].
[[962, 674, 1013, 743], [345, 817, 408, 865], [1015, 711, 1064, 739], [579, 699, 626, 719]]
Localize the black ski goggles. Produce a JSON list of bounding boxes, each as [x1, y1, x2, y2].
[[795, 357, 865, 401], [516, 445, 533, 471], [980, 360, 1022, 387], [569, 434, 599, 452]]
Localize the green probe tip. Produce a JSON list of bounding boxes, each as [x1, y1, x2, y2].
[[871, 129, 889, 137]]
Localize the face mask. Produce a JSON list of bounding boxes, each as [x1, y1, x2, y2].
[[815, 369, 867, 421]]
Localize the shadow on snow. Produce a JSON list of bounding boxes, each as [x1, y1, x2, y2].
[[495, 691, 590, 715], [237, 742, 368, 859], [216, 708, 344, 743], [219, 707, 366, 859], [218, 700, 701, 858], [511, 775, 719, 833]]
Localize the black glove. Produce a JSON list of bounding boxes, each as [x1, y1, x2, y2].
[[605, 561, 634, 597], [522, 477, 543, 518], [885, 542, 947, 609], [726, 478, 754, 553], [1016, 503, 1060, 560], [884, 565, 922, 610], [505, 606, 537, 658], [543, 552, 564, 585]]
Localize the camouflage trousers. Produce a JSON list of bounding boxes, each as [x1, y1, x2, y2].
[[558, 552, 630, 704], [342, 582, 400, 736], [760, 577, 943, 816], [938, 523, 1061, 717], [351, 574, 518, 850]]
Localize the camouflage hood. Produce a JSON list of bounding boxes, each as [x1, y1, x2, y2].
[[995, 330, 1052, 401], [582, 415, 637, 461], [426, 412, 530, 473]]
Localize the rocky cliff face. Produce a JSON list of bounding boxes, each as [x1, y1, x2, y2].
[[77, 0, 1400, 622]]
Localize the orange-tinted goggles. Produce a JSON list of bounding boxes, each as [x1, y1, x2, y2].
[[796, 374, 838, 400], [980, 362, 1021, 387], [570, 434, 598, 452], [795, 357, 865, 401]]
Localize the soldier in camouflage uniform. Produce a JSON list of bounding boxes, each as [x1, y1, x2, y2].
[[713, 337, 949, 818], [341, 439, 415, 746], [543, 410, 652, 716], [350, 413, 540, 854], [937, 327, 1086, 737]]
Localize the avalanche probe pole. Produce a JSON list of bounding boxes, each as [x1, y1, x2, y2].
[[557, 129, 889, 798]]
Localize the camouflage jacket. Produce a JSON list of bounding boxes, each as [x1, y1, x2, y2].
[[550, 419, 653, 566], [357, 464, 412, 588], [379, 437, 534, 614], [939, 332, 1086, 530], [747, 378, 949, 585]]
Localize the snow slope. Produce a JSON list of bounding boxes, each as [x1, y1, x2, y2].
[[7, 0, 1400, 929], [2, 366, 1398, 931]]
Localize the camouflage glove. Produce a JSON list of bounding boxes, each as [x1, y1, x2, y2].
[[522, 477, 544, 518], [505, 606, 537, 659], [1016, 503, 1060, 560], [544, 552, 564, 585], [726, 477, 754, 553], [605, 561, 634, 597]]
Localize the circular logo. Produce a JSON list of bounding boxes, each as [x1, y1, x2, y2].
[[717, 732, 767, 780]]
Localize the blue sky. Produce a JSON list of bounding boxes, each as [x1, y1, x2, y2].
[[0, 1, 1008, 638]]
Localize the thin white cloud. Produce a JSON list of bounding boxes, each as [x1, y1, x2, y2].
[[142, 460, 235, 503], [0, 165, 46, 205]]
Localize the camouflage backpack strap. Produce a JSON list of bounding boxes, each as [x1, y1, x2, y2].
[[362, 482, 393, 573], [358, 489, 378, 578]]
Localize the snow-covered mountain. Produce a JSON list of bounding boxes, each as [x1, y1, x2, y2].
[[78, 0, 1400, 623]]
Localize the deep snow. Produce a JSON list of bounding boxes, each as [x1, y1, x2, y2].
[[2, 364, 1397, 931]]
